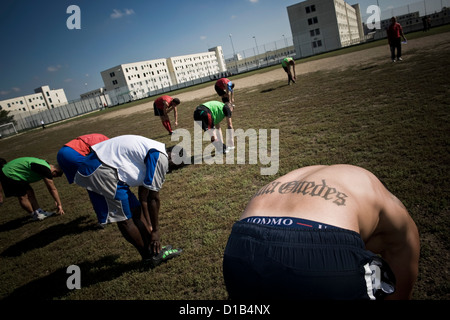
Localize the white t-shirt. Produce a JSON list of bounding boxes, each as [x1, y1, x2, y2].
[[92, 135, 167, 187]]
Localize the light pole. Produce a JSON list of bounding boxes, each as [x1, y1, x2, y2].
[[253, 36, 260, 67], [229, 34, 237, 73]]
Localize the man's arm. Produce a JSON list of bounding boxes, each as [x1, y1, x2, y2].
[[43, 177, 64, 214], [173, 106, 178, 126], [138, 186, 152, 232], [367, 191, 420, 299], [292, 62, 296, 80], [226, 117, 234, 148], [139, 186, 161, 254]]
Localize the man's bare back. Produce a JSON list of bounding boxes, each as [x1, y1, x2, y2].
[[238, 164, 420, 299]]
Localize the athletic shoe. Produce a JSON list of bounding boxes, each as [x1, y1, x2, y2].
[[31, 209, 54, 221], [150, 248, 182, 268], [41, 210, 54, 218], [142, 245, 172, 264], [31, 212, 47, 221], [398, 57, 403, 61]]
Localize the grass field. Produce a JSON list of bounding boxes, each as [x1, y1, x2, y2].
[[0, 29, 449, 301]]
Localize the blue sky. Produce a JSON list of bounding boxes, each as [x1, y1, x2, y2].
[[0, 0, 444, 101]]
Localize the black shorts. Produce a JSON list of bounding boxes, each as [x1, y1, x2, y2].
[[0, 170, 31, 197], [223, 219, 396, 300], [153, 103, 164, 116], [214, 84, 226, 97], [193, 105, 214, 131]]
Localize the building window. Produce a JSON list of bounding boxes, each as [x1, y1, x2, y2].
[[305, 5, 316, 14], [310, 28, 321, 37], [112, 80, 118, 85], [308, 17, 318, 25], [312, 40, 323, 48], [110, 72, 115, 77]]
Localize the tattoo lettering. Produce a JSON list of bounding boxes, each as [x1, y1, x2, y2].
[[253, 181, 281, 197], [254, 179, 348, 206]]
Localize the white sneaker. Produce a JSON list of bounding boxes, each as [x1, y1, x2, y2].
[[41, 211, 55, 218], [398, 57, 403, 61], [31, 209, 54, 221], [32, 212, 47, 221]]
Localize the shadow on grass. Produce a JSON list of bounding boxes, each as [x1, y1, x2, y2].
[[260, 84, 287, 93], [1, 216, 98, 257], [2, 254, 145, 300], [0, 215, 31, 233]]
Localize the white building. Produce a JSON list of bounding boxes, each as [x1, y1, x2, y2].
[[0, 85, 68, 116], [100, 46, 226, 102], [101, 58, 171, 101], [168, 46, 226, 85], [287, 0, 364, 57]]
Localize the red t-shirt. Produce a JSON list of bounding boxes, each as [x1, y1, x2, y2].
[[387, 22, 403, 41], [154, 95, 173, 110], [65, 133, 109, 156], [215, 78, 230, 90]]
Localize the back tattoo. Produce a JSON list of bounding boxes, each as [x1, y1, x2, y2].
[[253, 179, 348, 206]]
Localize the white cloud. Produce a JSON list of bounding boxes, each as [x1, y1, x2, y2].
[[0, 87, 20, 96], [200, 36, 207, 40], [64, 78, 73, 83], [249, 0, 259, 3], [47, 65, 62, 72], [111, 8, 135, 19], [231, 15, 237, 20]]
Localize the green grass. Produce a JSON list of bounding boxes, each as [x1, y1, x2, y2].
[[0, 30, 449, 301]]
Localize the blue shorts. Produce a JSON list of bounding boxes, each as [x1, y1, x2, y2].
[[223, 219, 395, 300], [57, 146, 86, 184]]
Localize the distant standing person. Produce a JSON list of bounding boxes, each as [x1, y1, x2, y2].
[[40, 120, 46, 129], [387, 17, 407, 62], [74, 135, 182, 266], [215, 78, 235, 104], [193, 101, 234, 154], [153, 95, 180, 135], [223, 164, 420, 300], [0, 157, 64, 220], [281, 57, 296, 85]]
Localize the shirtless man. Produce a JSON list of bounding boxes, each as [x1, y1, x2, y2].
[[223, 164, 420, 300]]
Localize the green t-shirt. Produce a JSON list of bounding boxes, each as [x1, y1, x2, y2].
[[202, 101, 232, 125], [1, 157, 51, 183], [281, 57, 293, 67]]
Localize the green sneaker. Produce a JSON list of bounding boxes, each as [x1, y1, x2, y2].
[[151, 248, 182, 267]]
